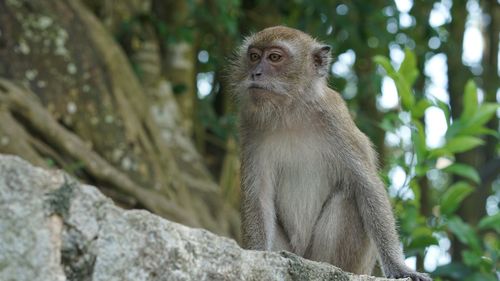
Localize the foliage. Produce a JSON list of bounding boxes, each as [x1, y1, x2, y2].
[[375, 50, 499, 280], [186, 1, 499, 279]]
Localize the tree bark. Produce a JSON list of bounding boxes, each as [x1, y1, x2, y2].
[[0, 0, 238, 237]]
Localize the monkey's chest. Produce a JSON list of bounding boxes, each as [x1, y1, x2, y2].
[[274, 151, 332, 254], [274, 152, 331, 212], [261, 134, 333, 252], [275, 158, 330, 215], [260, 132, 332, 207]]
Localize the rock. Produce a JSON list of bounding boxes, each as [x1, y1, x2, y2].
[[0, 154, 409, 281]]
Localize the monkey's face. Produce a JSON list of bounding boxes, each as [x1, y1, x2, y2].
[[232, 26, 332, 107], [244, 43, 297, 103]]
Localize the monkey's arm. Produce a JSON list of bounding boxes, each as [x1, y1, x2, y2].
[[240, 158, 276, 251], [354, 171, 432, 281]]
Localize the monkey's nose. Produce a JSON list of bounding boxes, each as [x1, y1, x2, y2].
[[251, 70, 262, 80]]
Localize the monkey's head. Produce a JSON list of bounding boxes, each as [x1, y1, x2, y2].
[[231, 26, 332, 107]]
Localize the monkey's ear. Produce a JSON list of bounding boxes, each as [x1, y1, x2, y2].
[[313, 45, 332, 77]]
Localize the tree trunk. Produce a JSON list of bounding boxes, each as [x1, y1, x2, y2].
[[0, 0, 238, 238], [479, 0, 500, 188], [444, 0, 496, 261]]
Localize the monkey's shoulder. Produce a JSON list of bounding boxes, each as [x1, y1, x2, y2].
[[319, 87, 378, 167], [317, 88, 356, 126]]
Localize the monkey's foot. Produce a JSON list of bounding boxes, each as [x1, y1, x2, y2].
[[387, 269, 432, 281]]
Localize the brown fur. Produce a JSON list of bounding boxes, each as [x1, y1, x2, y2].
[[233, 26, 431, 281]]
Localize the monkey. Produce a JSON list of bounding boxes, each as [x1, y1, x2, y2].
[[231, 26, 431, 281]]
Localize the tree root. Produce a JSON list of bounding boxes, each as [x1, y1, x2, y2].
[[0, 78, 197, 226]]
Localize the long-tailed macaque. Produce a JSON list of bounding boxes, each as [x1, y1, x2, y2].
[[232, 26, 431, 281]]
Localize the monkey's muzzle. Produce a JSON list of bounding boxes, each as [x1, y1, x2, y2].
[[248, 83, 266, 90]]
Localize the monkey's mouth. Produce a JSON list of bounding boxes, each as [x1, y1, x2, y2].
[[248, 83, 266, 90], [248, 83, 265, 90]]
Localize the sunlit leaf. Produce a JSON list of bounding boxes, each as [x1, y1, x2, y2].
[[458, 126, 499, 138], [409, 179, 422, 201], [429, 136, 484, 158], [443, 136, 484, 153], [440, 182, 474, 215], [435, 99, 451, 127], [447, 103, 499, 138], [445, 120, 465, 139], [411, 99, 431, 119], [464, 103, 500, 128], [399, 48, 419, 87], [373, 55, 395, 74], [461, 80, 478, 121], [412, 120, 427, 162], [442, 163, 481, 184], [394, 75, 415, 110], [374, 54, 415, 110], [407, 227, 439, 249]]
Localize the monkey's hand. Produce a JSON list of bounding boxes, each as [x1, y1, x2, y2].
[[385, 264, 432, 281]]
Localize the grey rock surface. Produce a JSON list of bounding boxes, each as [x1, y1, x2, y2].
[[0, 154, 409, 281]]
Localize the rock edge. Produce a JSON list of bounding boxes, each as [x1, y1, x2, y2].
[[0, 154, 409, 281]]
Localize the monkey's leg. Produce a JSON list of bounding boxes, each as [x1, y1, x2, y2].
[[354, 171, 432, 281], [271, 221, 292, 252], [306, 194, 377, 274]]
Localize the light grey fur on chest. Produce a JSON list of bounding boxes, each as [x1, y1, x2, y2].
[[256, 130, 334, 254]]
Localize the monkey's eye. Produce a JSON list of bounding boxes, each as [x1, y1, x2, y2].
[[268, 53, 282, 62], [249, 53, 260, 62]]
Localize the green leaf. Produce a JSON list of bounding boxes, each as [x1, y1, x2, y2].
[[461, 80, 478, 121], [433, 262, 472, 279], [373, 54, 415, 110], [399, 48, 419, 87], [411, 99, 431, 119], [443, 136, 484, 154], [464, 103, 500, 128], [477, 255, 494, 273], [445, 120, 465, 139], [379, 118, 395, 132], [440, 182, 474, 215], [373, 56, 395, 75], [429, 136, 485, 158], [442, 163, 481, 184], [464, 272, 498, 281], [447, 216, 481, 252], [409, 180, 422, 202], [462, 250, 482, 267], [435, 99, 451, 127], [428, 148, 446, 158], [478, 213, 500, 232], [394, 75, 415, 110], [447, 103, 500, 138], [408, 227, 439, 249], [412, 120, 427, 162], [458, 126, 499, 138]]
